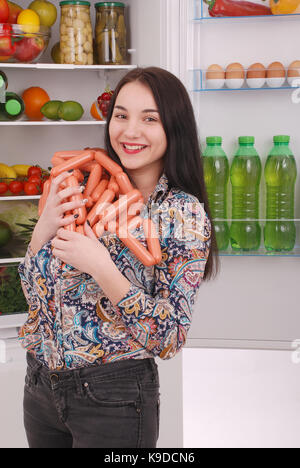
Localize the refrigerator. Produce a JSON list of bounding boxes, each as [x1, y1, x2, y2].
[[0, 0, 299, 448]]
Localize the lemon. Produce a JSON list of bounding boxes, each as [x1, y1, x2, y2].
[[0, 164, 17, 184], [17, 9, 40, 35]]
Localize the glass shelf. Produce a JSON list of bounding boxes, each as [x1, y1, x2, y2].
[[213, 219, 300, 257], [194, 0, 300, 21], [192, 68, 300, 92]]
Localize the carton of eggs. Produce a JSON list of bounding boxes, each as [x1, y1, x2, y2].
[[225, 63, 245, 89], [287, 60, 300, 87], [266, 62, 286, 87], [205, 64, 225, 89], [246, 63, 266, 88]]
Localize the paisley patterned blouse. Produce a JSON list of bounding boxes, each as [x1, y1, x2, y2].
[[18, 173, 211, 370]]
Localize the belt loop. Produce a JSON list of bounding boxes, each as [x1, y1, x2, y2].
[[74, 369, 84, 397]]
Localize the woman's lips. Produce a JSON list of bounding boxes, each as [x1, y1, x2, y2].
[[121, 143, 148, 155]]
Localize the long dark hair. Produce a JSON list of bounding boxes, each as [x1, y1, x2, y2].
[[105, 67, 219, 281]]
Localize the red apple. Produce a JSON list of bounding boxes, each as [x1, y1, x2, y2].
[[15, 36, 44, 63], [7, 1, 22, 23]]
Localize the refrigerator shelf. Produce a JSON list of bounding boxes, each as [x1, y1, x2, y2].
[[0, 120, 106, 126], [194, 0, 300, 21], [0, 63, 137, 71]]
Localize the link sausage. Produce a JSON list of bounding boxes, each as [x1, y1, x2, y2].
[[99, 189, 142, 225], [94, 150, 123, 177], [117, 226, 156, 267], [83, 163, 102, 199], [91, 179, 109, 202], [115, 172, 134, 194], [87, 188, 115, 226], [143, 218, 162, 264], [64, 175, 86, 225], [51, 151, 94, 178]]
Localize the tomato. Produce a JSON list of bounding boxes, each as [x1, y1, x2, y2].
[[8, 180, 23, 194], [28, 166, 42, 178], [28, 175, 42, 186], [24, 181, 39, 195], [0, 182, 8, 194]]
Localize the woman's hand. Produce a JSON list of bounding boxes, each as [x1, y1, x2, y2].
[[51, 221, 112, 276], [31, 171, 87, 252]]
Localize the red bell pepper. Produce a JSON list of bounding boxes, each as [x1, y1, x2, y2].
[[206, 0, 272, 16]]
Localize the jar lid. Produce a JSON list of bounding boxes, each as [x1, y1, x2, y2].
[[95, 2, 125, 8], [206, 136, 222, 145], [273, 135, 290, 143], [60, 1, 91, 6], [238, 136, 255, 144]]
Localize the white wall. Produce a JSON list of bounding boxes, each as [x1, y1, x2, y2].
[[183, 348, 300, 448]]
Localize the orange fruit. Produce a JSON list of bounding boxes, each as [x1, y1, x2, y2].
[[22, 86, 50, 120], [90, 101, 103, 120]]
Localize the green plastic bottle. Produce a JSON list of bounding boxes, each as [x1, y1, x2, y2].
[[203, 136, 229, 250], [230, 136, 262, 251], [0, 92, 25, 121], [264, 135, 297, 252]]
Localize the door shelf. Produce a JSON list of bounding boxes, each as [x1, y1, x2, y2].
[[192, 69, 300, 92], [194, 0, 300, 22], [0, 63, 137, 71]]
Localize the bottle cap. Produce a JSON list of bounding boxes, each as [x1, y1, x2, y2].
[[273, 135, 290, 143], [239, 136, 255, 145], [206, 136, 222, 145], [60, 1, 90, 6], [95, 2, 125, 7], [5, 99, 21, 116]]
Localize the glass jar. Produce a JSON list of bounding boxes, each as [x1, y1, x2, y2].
[[95, 2, 127, 65], [59, 1, 93, 65]]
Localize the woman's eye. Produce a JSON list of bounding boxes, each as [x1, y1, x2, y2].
[[114, 113, 127, 119], [145, 116, 157, 122]]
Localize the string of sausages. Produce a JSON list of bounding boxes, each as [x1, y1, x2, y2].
[[38, 148, 162, 267]]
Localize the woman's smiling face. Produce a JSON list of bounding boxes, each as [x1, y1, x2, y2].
[[109, 81, 167, 173]]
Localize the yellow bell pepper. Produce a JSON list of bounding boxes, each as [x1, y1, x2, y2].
[[0, 163, 17, 184], [270, 0, 300, 14]]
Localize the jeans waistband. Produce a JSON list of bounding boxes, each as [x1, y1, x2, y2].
[[26, 352, 158, 385]]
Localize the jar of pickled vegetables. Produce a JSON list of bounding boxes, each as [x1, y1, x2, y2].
[[59, 1, 93, 65], [95, 2, 127, 65]]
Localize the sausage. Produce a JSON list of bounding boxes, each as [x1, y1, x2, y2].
[[86, 195, 94, 208], [73, 169, 84, 182], [108, 175, 119, 195], [64, 175, 86, 225], [118, 199, 144, 229], [91, 179, 109, 202], [143, 218, 162, 264], [50, 151, 94, 178], [51, 155, 64, 167], [87, 188, 115, 226], [117, 225, 156, 267], [99, 189, 142, 225], [38, 178, 51, 216], [80, 161, 100, 172], [53, 150, 85, 159], [83, 163, 102, 198], [115, 172, 134, 194], [94, 150, 123, 177], [92, 221, 105, 237]]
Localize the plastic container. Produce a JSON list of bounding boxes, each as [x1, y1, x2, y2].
[[264, 135, 297, 252], [0, 92, 25, 121], [0, 23, 50, 64], [203, 136, 230, 251], [230, 136, 262, 251], [95, 2, 127, 65], [59, 1, 93, 65]]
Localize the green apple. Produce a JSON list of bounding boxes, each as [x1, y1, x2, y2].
[[28, 0, 57, 27]]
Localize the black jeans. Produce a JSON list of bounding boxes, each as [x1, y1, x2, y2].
[[24, 352, 160, 448]]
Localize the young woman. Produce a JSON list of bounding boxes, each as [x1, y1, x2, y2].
[[18, 67, 219, 448]]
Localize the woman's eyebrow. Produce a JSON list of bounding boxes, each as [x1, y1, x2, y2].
[[114, 105, 159, 113]]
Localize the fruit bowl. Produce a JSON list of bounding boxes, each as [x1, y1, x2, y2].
[[0, 23, 51, 64]]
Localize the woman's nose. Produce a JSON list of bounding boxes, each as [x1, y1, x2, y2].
[[123, 120, 141, 138]]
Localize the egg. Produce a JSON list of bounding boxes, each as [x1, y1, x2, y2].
[[287, 60, 300, 86], [225, 63, 245, 89], [205, 64, 225, 89], [246, 63, 266, 88], [266, 61, 286, 88]]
